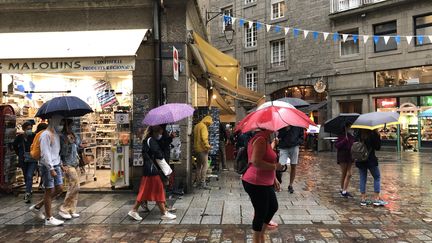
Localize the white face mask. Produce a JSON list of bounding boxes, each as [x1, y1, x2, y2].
[[55, 125, 64, 133]]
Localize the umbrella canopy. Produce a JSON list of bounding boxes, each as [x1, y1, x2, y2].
[[35, 96, 93, 119], [277, 97, 310, 107], [257, 100, 295, 110], [235, 106, 316, 133], [419, 108, 432, 118], [324, 113, 360, 135], [143, 103, 195, 126], [351, 112, 400, 130]]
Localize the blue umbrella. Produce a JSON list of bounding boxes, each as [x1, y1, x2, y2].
[[35, 96, 93, 119], [419, 108, 432, 118]]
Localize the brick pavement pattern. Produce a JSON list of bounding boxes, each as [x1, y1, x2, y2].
[[1, 151, 432, 242]]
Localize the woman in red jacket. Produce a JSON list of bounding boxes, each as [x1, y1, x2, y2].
[[335, 122, 355, 198]]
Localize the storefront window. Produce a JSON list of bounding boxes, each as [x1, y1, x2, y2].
[[420, 96, 432, 106], [375, 66, 432, 87], [376, 98, 397, 109]]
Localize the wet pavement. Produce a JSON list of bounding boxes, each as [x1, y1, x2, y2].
[[1, 151, 432, 242]]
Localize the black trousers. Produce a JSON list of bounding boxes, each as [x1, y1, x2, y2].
[[242, 180, 278, 231]]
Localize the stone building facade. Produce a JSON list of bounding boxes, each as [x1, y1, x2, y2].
[[0, 0, 208, 192]]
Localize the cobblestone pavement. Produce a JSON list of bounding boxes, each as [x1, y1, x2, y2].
[[1, 151, 432, 242]]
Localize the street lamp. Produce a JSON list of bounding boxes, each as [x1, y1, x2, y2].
[[206, 10, 235, 45]]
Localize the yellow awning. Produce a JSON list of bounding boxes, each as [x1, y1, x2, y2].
[[192, 32, 264, 104]]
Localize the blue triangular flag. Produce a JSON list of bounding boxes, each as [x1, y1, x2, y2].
[[275, 26, 281, 33], [373, 35, 380, 44], [418, 35, 424, 45], [223, 15, 230, 24], [395, 35, 401, 45], [256, 22, 262, 30], [313, 31, 319, 40], [239, 18, 244, 26], [293, 29, 299, 38], [352, 35, 358, 43], [333, 32, 339, 42]]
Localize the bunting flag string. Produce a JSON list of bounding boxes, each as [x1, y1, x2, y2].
[[223, 15, 430, 45]]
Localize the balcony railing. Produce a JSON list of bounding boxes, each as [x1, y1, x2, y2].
[[330, 0, 388, 13]]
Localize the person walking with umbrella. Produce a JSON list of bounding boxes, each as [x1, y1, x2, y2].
[[193, 115, 213, 189], [334, 122, 355, 198], [29, 115, 65, 226]]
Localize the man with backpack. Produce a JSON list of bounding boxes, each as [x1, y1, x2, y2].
[[29, 115, 65, 226]]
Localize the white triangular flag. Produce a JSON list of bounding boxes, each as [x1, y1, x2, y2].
[[303, 30, 309, 39], [428, 35, 432, 43], [284, 27, 290, 35], [342, 34, 349, 42], [266, 24, 272, 32], [231, 17, 236, 25], [406, 36, 413, 44], [323, 32, 329, 41], [384, 36, 390, 44], [363, 35, 369, 43], [248, 21, 253, 29]]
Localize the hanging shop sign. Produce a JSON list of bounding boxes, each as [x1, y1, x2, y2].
[[377, 98, 397, 109], [0, 57, 135, 73]]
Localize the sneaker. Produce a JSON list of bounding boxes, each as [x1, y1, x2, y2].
[[373, 199, 388, 206], [45, 216, 64, 226], [360, 200, 367, 206], [268, 220, 278, 228], [59, 210, 72, 220], [24, 193, 31, 204], [288, 185, 294, 194], [200, 183, 211, 190], [140, 203, 150, 213], [71, 213, 80, 218], [161, 211, 176, 220], [341, 192, 354, 198], [29, 205, 45, 220], [167, 207, 177, 213], [128, 210, 142, 221]]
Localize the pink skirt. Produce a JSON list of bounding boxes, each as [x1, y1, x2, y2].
[[136, 175, 166, 203]]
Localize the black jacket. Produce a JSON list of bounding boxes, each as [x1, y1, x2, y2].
[[142, 137, 165, 175], [277, 126, 304, 149], [355, 130, 381, 168], [13, 133, 36, 165]]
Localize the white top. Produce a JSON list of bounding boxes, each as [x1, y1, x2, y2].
[[39, 130, 61, 170]]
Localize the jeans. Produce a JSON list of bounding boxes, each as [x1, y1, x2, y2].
[[40, 165, 63, 189], [358, 166, 381, 194], [22, 162, 37, 193]]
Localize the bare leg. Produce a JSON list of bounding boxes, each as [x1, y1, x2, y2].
[[156, 202, 167, 215], [374, 192, 380, 201], [339, 163, 348, 190], [43, 188, 54, 218], [289, 165, 297, 186], [252, 230, 261, 243], [343, 163, 353, 191], [131, 201, 140, 212]]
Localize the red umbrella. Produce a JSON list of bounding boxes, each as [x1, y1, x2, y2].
[[235, 106, 316, 133]]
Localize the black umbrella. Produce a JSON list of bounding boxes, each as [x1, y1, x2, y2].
[[277, 97, 310, 108], [324, 113, 360, 135], [35, 96, 93, 119]]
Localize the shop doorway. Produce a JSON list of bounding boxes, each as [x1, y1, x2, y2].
[[339, 100, 362, 114], [1, 71, 133, 190]]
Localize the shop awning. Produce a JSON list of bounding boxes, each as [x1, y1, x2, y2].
[[0, 29, 149, 59], [191, 32, 264, 104], [300, 100, 328, 113]]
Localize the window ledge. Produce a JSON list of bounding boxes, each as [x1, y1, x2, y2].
[[335, 55, 363, 63], [243, 46, 258, 53], [269, 17, 287, 25], [408, 44, 432, 54], [369, 49, 402, 59], [267, 64, 287, 72], [243, 2, 257, 9]]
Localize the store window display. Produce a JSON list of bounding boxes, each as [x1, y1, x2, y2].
[[1, 71, 133, 189]]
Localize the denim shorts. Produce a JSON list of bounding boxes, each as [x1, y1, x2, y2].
[[41, 165, 63, 189]]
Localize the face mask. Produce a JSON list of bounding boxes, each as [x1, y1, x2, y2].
[[25, 130, 32, 136], [156, 134, 163, 140], [55, 125, 64, 133]]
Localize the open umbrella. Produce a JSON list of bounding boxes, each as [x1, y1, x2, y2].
[[35, 96, 93, 119], [324, 113, 360, 135], [419, 108, 432, 118], [277, 97, 310, 108], [257, 100, 295, 110], [235, 105, 316, 133], [143, 103, 194, 126], [351, 112, 400, 130]]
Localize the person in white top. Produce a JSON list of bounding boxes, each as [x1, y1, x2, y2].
[[29, 115, 66, 226]]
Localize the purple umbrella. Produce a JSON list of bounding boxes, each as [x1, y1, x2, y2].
[[143, 103, 195, 126]]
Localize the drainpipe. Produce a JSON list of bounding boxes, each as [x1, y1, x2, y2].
[[154, 0, 162, 106]]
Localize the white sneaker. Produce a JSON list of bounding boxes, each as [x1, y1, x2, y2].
[[128, 211, 142, 221], [59, 210, 72, 220], [45, 216, 64, 226], [71, 213, 80, 218], [29, 205, 45, 220], [161, 211, 176, 220]]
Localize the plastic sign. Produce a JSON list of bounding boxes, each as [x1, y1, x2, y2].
[[173, 46, 179, 81]]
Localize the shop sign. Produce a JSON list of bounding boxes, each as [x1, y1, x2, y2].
[[0, 57, 135, 73], [377, 98, 397, 108], [173, 46, 179, 81]]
